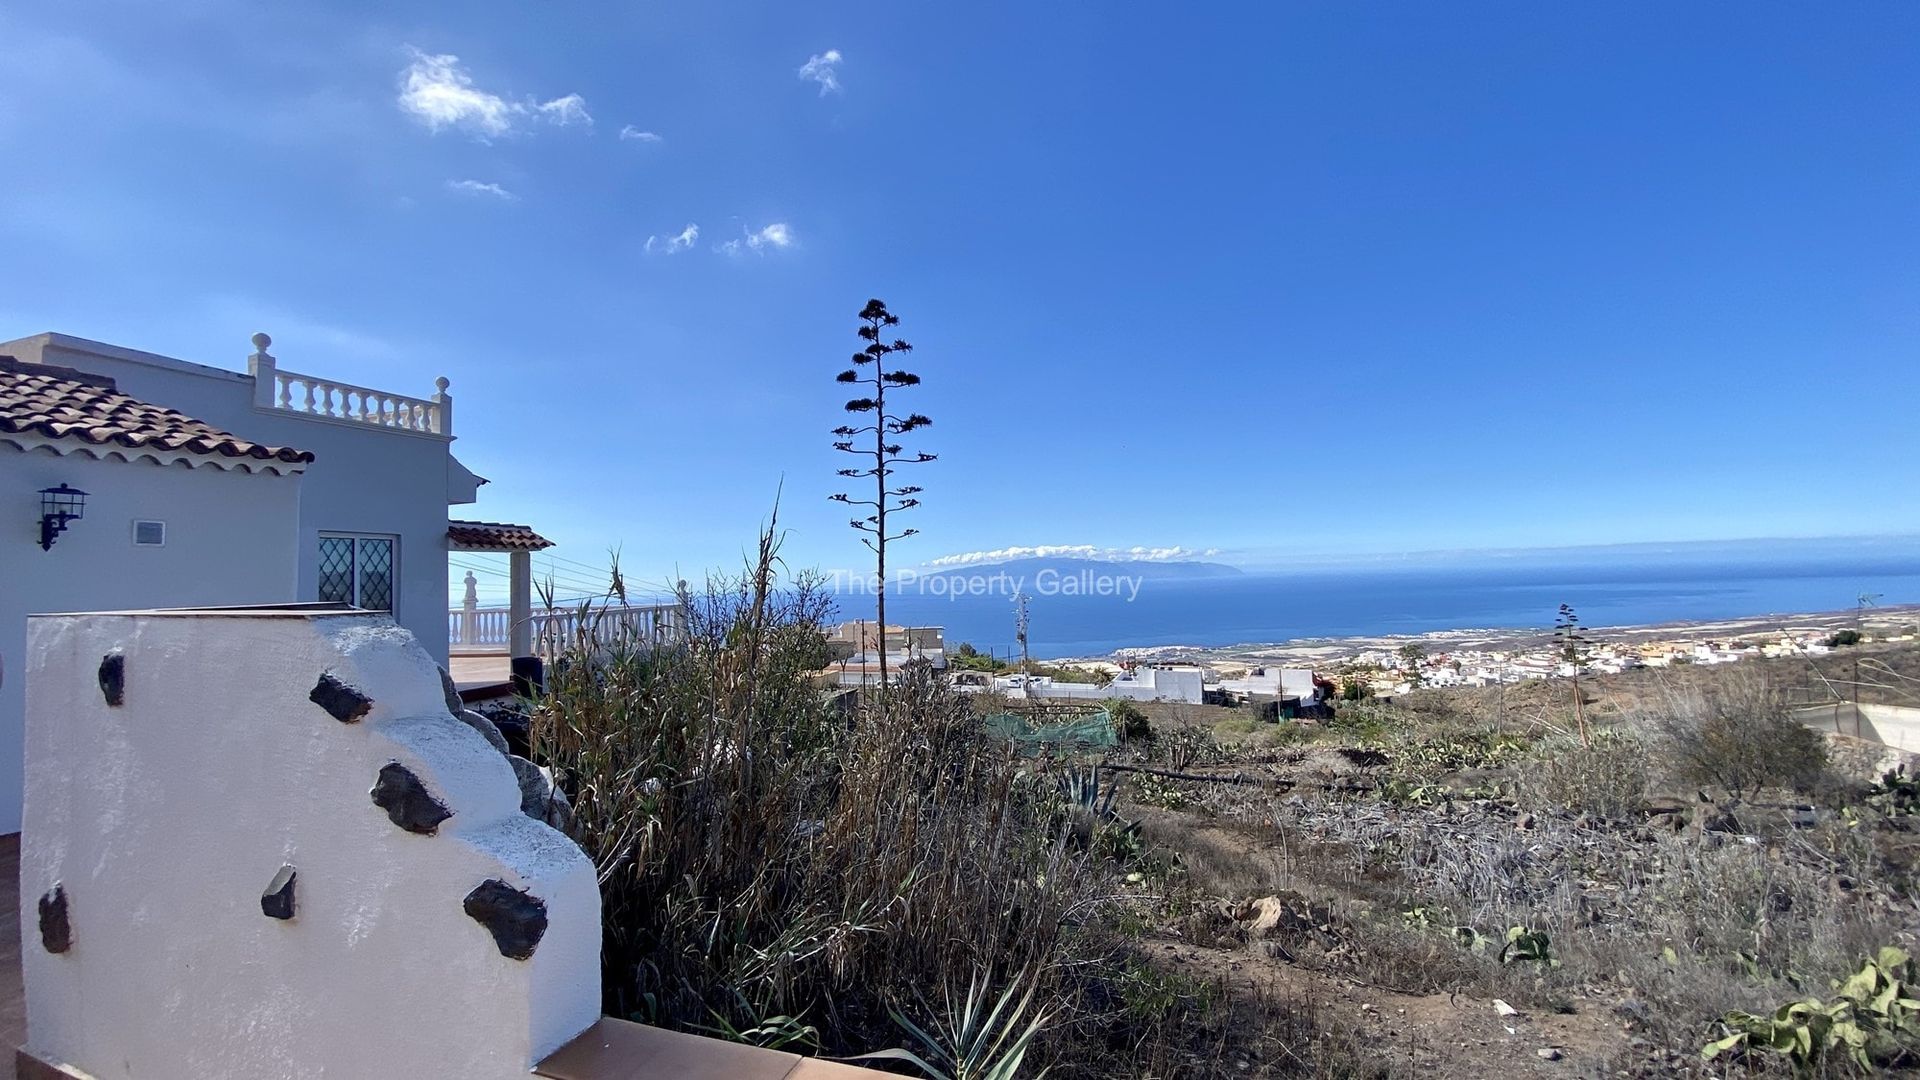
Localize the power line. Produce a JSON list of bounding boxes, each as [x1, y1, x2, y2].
[[447, 562, 611, 603], [533, 551, 685, 593], [449, 557, 608, 592]]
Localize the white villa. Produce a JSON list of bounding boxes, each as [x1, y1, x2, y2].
[[966, 665, 1207, 704], [1216, 666, 1320, 701], [0, 331, 555, 833], [821, 621, 948, 687]]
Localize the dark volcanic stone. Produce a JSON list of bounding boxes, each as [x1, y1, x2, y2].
[[370, 763, 452, 834], [309, 673, 373, 723], [38, 885, 70, 954], [261, 865, 297, 920], [97, 654, 124, 707], [462, 879, 548, 960], [508, 755, 575, 833], [459, 709, 511, 757], [438, 665, 465, 715], [481, 706, 532, 759]]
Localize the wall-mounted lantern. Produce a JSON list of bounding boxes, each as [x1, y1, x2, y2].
[[38, 484, 88, 551]]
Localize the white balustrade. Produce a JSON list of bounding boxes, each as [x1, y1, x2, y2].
[[449, 602, 685, 661], [247, 333, 452, 435]]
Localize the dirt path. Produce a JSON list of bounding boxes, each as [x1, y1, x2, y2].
[[1148, 935, 1630, 1078]]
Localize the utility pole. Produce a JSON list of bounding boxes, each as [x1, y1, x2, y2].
[[1014, 591, 1032, 699]]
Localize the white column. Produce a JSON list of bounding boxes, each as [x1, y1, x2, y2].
[[509, 552, 532, 659], [246, 333, 277, 408], [432, 376, 454, 435]]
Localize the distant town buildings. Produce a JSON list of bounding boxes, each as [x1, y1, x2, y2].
[[1347, 627, 1869, 696], [817, 620, 1903, 708]]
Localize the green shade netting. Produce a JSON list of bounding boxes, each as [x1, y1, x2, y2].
[[983, 708, 1117, 749]]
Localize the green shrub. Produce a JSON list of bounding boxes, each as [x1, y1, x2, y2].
[[1105, 698, 1152, 742], [1646, 675, 1827, 805]]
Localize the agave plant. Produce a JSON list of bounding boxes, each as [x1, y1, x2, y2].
[[855, 969, 1051, 1080], [1056, 764, 1119, 821]]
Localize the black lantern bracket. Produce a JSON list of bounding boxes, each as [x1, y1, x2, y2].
[[38, 484, 88, 551]]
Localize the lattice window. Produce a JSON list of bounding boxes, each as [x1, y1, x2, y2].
[[318, 534, 397, 613], [357, 538, 394, 612], [318, 537, 355, 605]]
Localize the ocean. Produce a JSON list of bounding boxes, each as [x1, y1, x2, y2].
[[844, 553, 1920, 659]]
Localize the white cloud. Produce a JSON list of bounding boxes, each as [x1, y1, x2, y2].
[[398, 49, 515, 136], [798, 49, 843, 95], [923, 545, 1220, 568], [618, 125, 662, 143], [718, 223, 796, 256], [446, 179, 516, 200], [397, 47, 591, 138], [747, 222, 793, 250], [645, 223, 700, 254], [536, 93, 592, 127]]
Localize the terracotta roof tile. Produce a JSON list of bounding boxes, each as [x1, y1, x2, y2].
[[0, 356, 315, 465], [448, 520, 554, 551]]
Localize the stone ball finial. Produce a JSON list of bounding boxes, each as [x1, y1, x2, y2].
[[250, 332, 272, 352], [435, 376, 451, 392]]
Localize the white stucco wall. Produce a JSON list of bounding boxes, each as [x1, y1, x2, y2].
[[21, 608, 600, 1078], [987, 667, 1206, 703], [1, 333, 456, 661], [1796, 702, 1920, 754], [0, 443, 301, 834]]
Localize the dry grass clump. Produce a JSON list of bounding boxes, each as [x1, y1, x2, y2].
[[1508, 729, 1650, 821], [534, 551, 1083, 1057]]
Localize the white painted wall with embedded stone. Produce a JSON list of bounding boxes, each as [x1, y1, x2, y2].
[[20, 607, 599, 1079]]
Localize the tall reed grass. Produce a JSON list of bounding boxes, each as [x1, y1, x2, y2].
[[528, 523, 1097, 1063]]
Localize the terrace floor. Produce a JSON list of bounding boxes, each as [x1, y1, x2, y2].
[[449, 654, 513, 699]]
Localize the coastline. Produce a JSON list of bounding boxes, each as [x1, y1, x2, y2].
[[1056, 603, 1920, 669]]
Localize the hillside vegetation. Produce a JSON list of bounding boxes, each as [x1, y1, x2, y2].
[[525, 538, 1920, 1078]]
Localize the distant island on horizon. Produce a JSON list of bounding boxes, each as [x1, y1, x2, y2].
[[914, 556, 1244, 582], [860, 544, 1920, 661]]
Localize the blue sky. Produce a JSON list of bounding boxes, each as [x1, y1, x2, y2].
[[3, 1, 1916, 601]]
